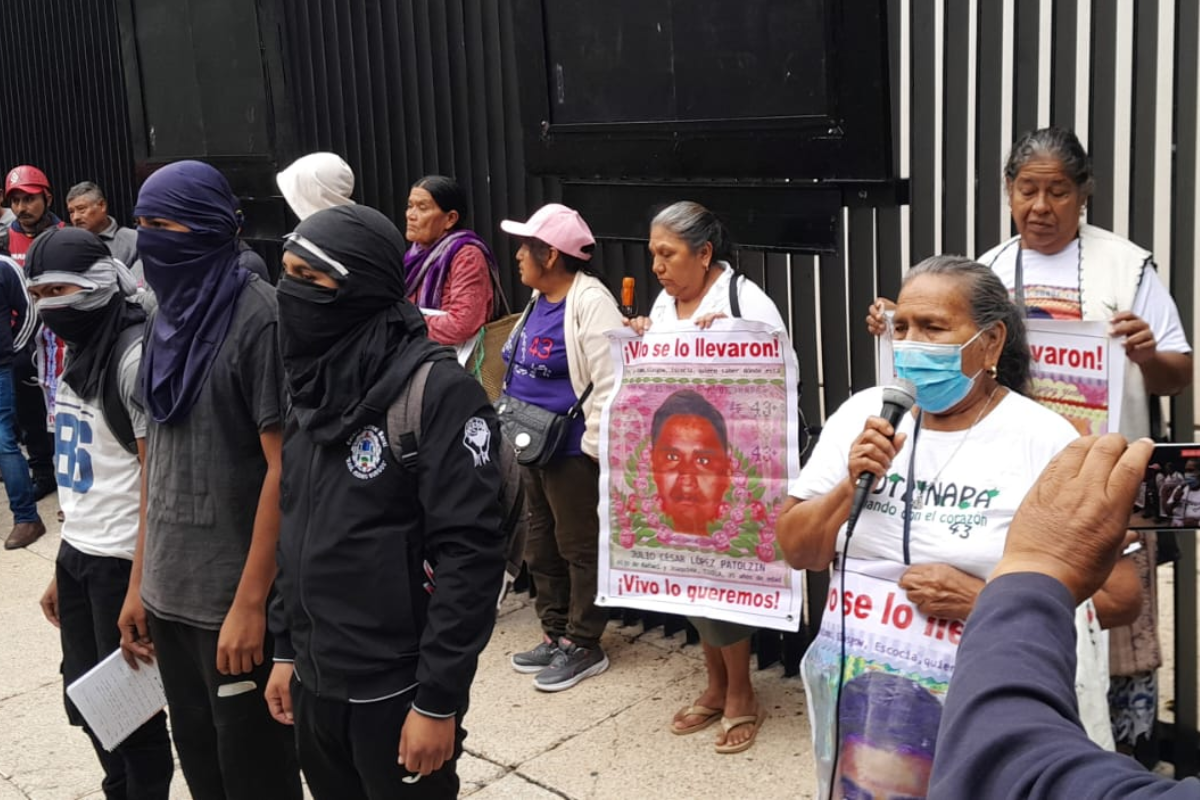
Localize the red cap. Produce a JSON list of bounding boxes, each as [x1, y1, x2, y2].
[[5, 165, 51, 201]]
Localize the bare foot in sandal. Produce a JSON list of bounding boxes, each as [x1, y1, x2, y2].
[[715, 686, 760, 751], [672, 689, 725, 733]]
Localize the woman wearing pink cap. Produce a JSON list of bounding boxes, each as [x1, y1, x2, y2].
[[500, 203, 624, 692]]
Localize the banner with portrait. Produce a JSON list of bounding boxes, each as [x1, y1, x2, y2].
[[801, 557, 956, 799], [595, 319, 803, 631], [878, 319, 1124, 435], [1024, 320, 1125, 435]]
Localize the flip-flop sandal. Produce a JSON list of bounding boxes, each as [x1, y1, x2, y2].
[[670, 704, 723, 735], [714, 707, 767, 754]]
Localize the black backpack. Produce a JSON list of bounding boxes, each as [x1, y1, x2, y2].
[[388, 353, 528, 603], [98, 325, 144, 455]]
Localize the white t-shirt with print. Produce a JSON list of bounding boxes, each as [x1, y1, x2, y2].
[[56, 344, 145, 560], [790, 386, 1077, 579], [792, 385, 1114, 748], [649, 262, 786, 330], [990, 239, 1191, 353]]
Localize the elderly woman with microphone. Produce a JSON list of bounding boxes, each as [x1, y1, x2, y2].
[[777, 256, 1131, 799]]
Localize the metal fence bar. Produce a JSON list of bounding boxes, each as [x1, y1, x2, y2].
[[975, 0, 1005, 252], [942, 0, 970, 256], [1050, 0, 1080, 128], [1013, 0, 1041, 140], [1129, 0, 1160, 251], [909, 0, 937, 262], [1088, 0, 1119, 230]]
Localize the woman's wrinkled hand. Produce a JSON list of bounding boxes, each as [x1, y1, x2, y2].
[[847, 415, 907, 488], [866, 297, 896, 337], [624, 316, 653, 336], [1109, 311, 1157, 364], [898, 563, 984, 621]]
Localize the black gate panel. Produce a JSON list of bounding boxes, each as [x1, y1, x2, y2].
[[0, 0, 136, 223]]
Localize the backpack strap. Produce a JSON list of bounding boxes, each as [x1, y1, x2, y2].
[[100, 324, 144, 456], [387, 349, 457, 468], [388, 359, 438, 470], [728, 271, 742, 318]]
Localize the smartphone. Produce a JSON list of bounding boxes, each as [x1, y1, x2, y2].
[[1126, 443, 1200, 531]]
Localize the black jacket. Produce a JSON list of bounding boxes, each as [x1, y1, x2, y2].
[[270, 358, 506, 717]]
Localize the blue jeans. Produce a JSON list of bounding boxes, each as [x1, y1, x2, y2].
[[0, 367, 37, 522]]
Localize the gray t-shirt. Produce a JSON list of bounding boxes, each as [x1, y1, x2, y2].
[[140, 278, 283, 629]]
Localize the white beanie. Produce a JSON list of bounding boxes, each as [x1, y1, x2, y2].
[[276, 152, 356, 221]]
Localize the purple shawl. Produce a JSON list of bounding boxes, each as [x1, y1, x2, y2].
[[403, 229, 499, 310]]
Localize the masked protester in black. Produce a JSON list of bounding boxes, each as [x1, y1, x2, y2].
[[265, 205, 507, 800], [25, 227, 175, 800]]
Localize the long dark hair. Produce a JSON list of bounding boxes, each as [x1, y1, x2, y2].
[[412, 174, 468, 229], [903, 255, 1032, 395]]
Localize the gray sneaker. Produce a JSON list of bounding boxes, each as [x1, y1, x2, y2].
[[533, 639, 609, 692], [511, 635, 561, 674]]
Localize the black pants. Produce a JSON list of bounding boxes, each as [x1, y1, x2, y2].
[[522, 454, 606, 648], [292, 679, 462, 800], [58, 542, 174, 800], [146, 613, 301, 800], [13, 344, 53, 479]]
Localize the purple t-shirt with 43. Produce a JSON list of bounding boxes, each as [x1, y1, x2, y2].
[[502, 296, 584, 457]]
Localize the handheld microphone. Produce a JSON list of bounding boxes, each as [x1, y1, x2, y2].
[[845, 379, 916, 536]]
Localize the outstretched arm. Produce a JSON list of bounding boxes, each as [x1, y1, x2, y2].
[[932, 435, 1199, 799]]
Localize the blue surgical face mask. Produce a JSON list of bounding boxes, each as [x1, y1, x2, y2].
[[893, 328, 987, 414], [1186, 473, 1200, 490]]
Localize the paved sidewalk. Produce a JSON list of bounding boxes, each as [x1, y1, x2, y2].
[[0, 494, 817, 799]]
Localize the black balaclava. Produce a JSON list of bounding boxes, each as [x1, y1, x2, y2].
[[25, 227, 146, 400], [277, 204, 445, 444]]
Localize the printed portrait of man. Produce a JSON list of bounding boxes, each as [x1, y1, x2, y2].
[[650, 389, 733, 536], [834, 670, 943, 800]]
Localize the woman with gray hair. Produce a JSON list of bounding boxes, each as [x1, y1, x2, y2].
[[628, 201, 788, 754], [867, 126, 1192, 761], [785, 256, 1125, 796]]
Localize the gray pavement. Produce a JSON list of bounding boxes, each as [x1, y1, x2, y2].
[[0, 493, 817, 799]]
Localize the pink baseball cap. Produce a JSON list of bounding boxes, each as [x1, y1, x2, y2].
[[500, 203, 595, 261]]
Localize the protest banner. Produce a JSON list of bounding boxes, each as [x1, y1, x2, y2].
[[801, 557, 957, 798], [1024, 320, 1124, 435], [878, 319, 1123, 435], [596, 319, 803, 631]]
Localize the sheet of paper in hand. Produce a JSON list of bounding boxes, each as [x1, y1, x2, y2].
[[66, 649, 167, 751]]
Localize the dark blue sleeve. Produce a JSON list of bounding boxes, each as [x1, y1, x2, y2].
[[0, 257, 33, 351], [930, 573, 1200, 799]]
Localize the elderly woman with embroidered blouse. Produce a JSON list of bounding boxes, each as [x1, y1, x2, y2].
[[781, 256, 1126, 798], [403, 175, 503, 362]]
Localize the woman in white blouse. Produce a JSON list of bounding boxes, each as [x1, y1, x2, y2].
[[627, 201, 787, 754]]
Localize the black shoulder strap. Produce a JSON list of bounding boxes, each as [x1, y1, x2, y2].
[[728, 271, 742, 318], [500, 296, 538, 391], [101, 325, 144, 455]]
